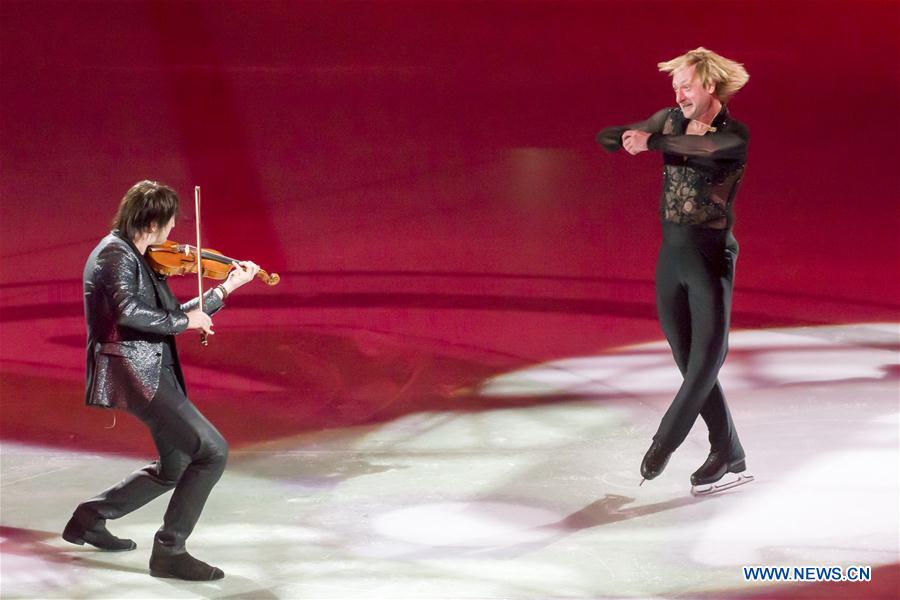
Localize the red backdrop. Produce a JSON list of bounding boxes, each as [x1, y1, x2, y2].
[[1, 0, 898, 453]]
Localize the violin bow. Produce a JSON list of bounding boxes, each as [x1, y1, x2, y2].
[[195, 186, 208, 346]]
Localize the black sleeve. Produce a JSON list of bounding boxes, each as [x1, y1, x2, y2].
[[180, 288, 225, 316], [648, 120, 749, 160], [96, 244, 190, 335], [596, 108, 671, 152]]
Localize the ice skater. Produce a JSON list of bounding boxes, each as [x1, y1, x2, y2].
[[596, 47, 754, 495]]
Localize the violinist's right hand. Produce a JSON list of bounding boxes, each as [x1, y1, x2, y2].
[[185, 309, 214, 335]]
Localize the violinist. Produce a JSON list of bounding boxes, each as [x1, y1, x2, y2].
[[62, 180, 259, 580]]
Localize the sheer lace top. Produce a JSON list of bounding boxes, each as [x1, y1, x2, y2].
[[597, 106, 749, 229]]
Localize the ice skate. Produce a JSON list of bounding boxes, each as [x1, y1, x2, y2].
[[639, 440, 672, 485], [691, 472, 754, 496], [690, 451, 754, 496]]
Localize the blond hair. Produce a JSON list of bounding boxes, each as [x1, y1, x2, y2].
[[658, 47, 749, 102]]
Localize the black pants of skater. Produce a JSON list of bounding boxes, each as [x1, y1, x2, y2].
[[653, 222, 744, 459], [71, 365, 228, 554]]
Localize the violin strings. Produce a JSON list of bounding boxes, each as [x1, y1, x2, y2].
[[179, 243, 239, 265]]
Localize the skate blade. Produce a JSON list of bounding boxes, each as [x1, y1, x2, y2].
[[691, 473, 754, 497]]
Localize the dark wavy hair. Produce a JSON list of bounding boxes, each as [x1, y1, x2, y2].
[[112, 180, 179, 241]]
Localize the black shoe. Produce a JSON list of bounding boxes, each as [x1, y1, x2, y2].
[[691, 451, 746, 486], [640, 440, 672, 483], [62, 515, 136, 552], [150, 551, 225, 581]]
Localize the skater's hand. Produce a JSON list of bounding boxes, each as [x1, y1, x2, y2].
[[622, 130, 651, 155]]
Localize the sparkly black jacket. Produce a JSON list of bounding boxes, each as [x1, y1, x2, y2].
[[597, 105, 749, 230], [83, 231, 224, 409]]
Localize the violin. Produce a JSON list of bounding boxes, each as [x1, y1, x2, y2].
[[155, 185, 276, 346], [146, 240, 280, 286]]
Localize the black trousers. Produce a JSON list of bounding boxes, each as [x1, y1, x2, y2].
[[652, 222, 744, 459], [72, 365, 228, 554]]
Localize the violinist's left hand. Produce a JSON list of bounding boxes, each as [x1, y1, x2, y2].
[[222, 261, 260, 295]]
